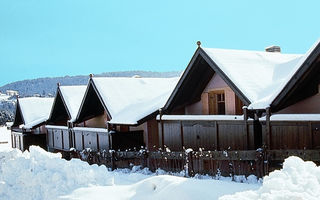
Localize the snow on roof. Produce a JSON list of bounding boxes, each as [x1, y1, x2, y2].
[[247, 39, 320, 109], [157, 115, 244, 121], [59, 85, 87, 122], [92, 77, 179, 125], [18, 97, 54, 129], [260, 114, 320, 121], [202, 47, 304, 109]]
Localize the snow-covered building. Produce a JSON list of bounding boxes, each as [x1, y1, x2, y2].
[[11, 97, 54, 151], [158, 40, 320, 175], [6, 90, 18, 96], [73, 75, 179, 151], [46, 84, 87, 154]]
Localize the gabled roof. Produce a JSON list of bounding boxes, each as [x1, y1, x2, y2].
[[164, 40, 320, 112], [76, 77, 179, 125], [48, 85, 87, 123], [12, 97, 54, 129], [268, 39, 320, 112]]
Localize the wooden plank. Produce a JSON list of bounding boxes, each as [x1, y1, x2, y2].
[[267, 150, 320, 161], [180, 121, 184, 148], [61, 130, 64, 150]]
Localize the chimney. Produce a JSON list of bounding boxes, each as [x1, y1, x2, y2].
[[265, 45, 281, 53]]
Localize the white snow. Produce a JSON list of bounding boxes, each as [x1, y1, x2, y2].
[[0, 93, 11, 101], [0, 145, 258, 200], [17, 97, 54, 129], [45, 125, 69, 130], [202, 39, 320, 110], [157, 115, 244, 121], [58, 85, 87, 122], [260, 114, 320, 121], [73, 127, 109, 133], [92, 77, 179, 125], [220, 156, 320, 200], [202, 48, 303, 108], [1, 128, 319, 200], [0, 126, 11, 150]]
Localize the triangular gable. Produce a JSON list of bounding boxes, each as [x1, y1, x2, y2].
[[92, 77, 179, 125], [12, 99, 25, 127], [164, 45, 306, 113], [75, 76, 179, 125], [164, 47, 251, 112], [75, 78, 110, 124], [270, 40, 320, 112], [47, 86, 71, 125], [12, 97, 54, 129]]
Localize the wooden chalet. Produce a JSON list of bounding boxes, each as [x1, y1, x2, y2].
[[46, 84, 86, 154], [11, 97, 54, 151], [155, 40, 320, 176], [73, 75, 178, 152]]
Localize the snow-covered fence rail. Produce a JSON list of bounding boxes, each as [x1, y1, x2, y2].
[[70, 149, 268, 177], [70, 148, 320, 178]]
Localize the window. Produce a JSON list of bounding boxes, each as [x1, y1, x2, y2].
[[209, 91, 226, 115]]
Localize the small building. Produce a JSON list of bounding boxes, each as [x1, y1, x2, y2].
[[74, 76, 179, 152], [46, 85, 87, 153], [11, 97, 54, 151], [6, 90, 18, 96], [157, 39, 320, 175]]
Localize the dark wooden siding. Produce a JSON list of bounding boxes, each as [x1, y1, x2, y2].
[[182, 122, 216, 151], [11, 131, 46, 151], [162, 122, 182, 151], [160, 120, 255, 151], [73, 129, 109, 151], [47, 128, 70, 151], [262, 121, 320, 150]]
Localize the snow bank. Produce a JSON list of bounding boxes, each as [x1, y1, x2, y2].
[[0, 146, 113, 200], [220, 156, 320, 200], [64, 174, 258, 200], [0, 126, 11, 150]]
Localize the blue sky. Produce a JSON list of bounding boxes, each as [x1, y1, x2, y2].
[[0, 0, 319, 86]]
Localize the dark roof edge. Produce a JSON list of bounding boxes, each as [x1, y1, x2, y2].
[[271, 41, 320, 110], [199, 48, 251, 105], [163, 47, 251, 112]]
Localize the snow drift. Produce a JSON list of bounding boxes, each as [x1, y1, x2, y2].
[[0, 146, 113, 200], [0, 143, 318, 200], [220, 156, 320, 200]]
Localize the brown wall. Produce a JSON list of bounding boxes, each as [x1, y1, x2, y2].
[[84, 113, 108, 128], [277, 92, 320, 114], [159, 120, 255, 151], [184, 74, 240, 115]]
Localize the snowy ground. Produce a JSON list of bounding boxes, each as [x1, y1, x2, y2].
[[0, 127, 319, 200], [0, 126, 11, 150]]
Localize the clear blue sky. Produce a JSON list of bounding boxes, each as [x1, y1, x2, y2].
[[1, 0, 319, 86]]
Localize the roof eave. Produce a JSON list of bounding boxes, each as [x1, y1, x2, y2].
[[271, 41, 320, 112]]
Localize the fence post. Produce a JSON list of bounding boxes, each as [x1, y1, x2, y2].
[[111, 151, 116, 170], [140, 150, 148, 168], [185, 149, 194, 177]]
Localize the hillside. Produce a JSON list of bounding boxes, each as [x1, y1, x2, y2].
[[0, 71, 181, 97]]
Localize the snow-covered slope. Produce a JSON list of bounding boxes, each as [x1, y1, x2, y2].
[[0, 146, 257, 200], [92, 77, 179, 125], [59, 85, 87, 122], [17, 97, 54, 128], [220, 156, 320, 200], [0, 127, 318, 200]]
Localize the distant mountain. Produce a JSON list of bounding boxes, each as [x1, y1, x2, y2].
[[0, 71, 181, 97]]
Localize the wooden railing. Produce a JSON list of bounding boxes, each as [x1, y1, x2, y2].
[[68, 148, 320, 178]]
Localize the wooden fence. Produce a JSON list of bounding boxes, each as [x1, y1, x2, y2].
[[46, 116, 320, 177], [68, 148, 320, 178]]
